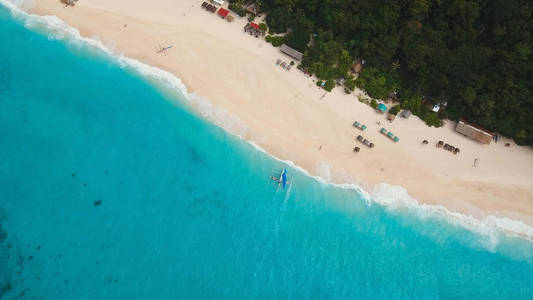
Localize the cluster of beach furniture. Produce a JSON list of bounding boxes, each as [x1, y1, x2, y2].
[[201, 1, 234, 21], [354, 135, 374, 152], [352, 121, 373, 152], [276, 59, 293, 71], [352, 121, 402, 153], [61, 0, 78, 6], [201, 2, 217, 12], [244, 23, 263, 37], [435, 140, 460, 154], [380, 128, 400, 142]]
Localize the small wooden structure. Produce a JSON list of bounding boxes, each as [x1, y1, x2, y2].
[[352, 59, 363, 73], [401, 110, 411, 119], [245, 3, 259, 15], [455, 120, 492, 145], [280, 44, 303, 61], [226, 15, 234, 22]]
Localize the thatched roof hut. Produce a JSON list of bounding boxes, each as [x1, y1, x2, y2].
[[455, 120, 492, 145], [226, 15, 234, 22]]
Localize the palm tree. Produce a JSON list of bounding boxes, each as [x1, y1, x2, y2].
[[392, 60, 401, 70]]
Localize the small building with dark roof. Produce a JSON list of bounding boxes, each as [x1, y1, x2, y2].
[[455, 120, 493, 145], [280, 44, 303, 61]]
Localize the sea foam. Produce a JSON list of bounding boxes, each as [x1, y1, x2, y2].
[[2, 0, 533, 245]]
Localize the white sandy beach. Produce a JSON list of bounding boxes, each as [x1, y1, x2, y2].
[[28, 0, 533, 226]]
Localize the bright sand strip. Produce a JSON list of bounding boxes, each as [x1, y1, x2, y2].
[[31, 0, 533, 226]]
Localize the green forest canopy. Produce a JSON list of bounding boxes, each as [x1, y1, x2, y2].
[[246, 0, 533, 146]]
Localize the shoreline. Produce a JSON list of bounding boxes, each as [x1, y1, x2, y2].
[[14, 0, 533, 231]]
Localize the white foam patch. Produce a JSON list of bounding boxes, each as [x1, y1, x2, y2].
[[2, 0, 533, 244]]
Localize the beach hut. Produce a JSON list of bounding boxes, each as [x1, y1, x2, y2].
[[455, 120, 492, 145], [217, 7, 229, 18], [377, 103, 387, 113], [352, 59, 363, 73], [245, 3, 259, 15], [280, 44, 304, 61]]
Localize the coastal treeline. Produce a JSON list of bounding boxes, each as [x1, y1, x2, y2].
[[234, 0, 533, 146]]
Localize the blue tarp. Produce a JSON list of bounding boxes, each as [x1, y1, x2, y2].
[[377, 103, 387, 113]]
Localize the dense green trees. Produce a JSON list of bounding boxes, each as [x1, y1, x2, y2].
[[256, 0, 532, 146]]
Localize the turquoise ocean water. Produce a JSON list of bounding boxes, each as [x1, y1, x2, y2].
[[1, 4, 533, 299]]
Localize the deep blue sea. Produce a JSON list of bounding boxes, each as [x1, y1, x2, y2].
[[1, 3, 533, 299]]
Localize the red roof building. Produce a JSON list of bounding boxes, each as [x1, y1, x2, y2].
[[217, 8, 229, 18], [249, 22, 260, 29]]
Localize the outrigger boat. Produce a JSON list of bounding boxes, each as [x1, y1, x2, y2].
[[271, 168, 290, 190]]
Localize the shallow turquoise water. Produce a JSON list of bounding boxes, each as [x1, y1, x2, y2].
[[1, 5, 533, 299]]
